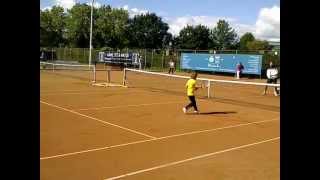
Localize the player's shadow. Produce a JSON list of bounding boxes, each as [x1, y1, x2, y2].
[[188, 111, 237, 115]]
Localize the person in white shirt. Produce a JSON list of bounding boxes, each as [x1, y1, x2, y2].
[[263, 61, 280, 96], [168, 58, 175, 74]]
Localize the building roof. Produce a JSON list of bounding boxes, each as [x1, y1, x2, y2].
[[268, 41, 280, 46]]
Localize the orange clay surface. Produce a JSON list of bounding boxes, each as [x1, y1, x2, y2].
[[40, 69, 279, 180]]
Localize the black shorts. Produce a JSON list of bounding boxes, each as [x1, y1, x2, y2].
[[267, 78, 277, 84]]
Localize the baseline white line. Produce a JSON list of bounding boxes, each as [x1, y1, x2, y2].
[[41, 90, 93, 93], [76, 101, 185, 111], [40, 100, 156, 139], [40, 90, 144, 96], [104, 137, 280, 180], [41, 92, 120, 96], [40, 118, 279, 160]]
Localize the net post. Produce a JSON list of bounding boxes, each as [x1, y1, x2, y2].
[[105, 63, 110, 83], [93, 63, 96, 83], [122, 68, 127, 86], [207, 80, 211, 98], [107, 70, 110, 83], [52, 63, 55, 72]]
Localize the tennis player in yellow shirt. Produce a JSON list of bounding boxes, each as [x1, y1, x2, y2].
[[183, 72, 201, 114]]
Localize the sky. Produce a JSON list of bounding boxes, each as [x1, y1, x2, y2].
[[40, 0, 280, 41]]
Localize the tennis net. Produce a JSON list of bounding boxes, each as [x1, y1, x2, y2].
[[40, 61, 96, 82], [123, 68, 280, 110]]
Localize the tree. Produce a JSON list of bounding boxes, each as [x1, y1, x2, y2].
[[177, 25, 210, 49], [40, 9, 51, 46], [40, 4, 172, 49], [171, 36, 179, 50], [126, 13, 170, 49], [40, 6, 66, 47], [193, 25, 210, 49], [176, 25, 193, 49], [95, 6, 129, 48], [229, 40, 240, 50], [162, 33, 173, 49], [108, 8, 130, 48], [239, 32, 255, 50], [94, 5, 112, 48], [247, 40, 270, 50], [65, 3, 95, 48], [210, 20, 237, 50]]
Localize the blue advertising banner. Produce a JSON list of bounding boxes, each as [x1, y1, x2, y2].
[[180, 53, 262, 75]]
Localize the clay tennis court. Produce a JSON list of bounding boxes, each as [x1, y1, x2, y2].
[[40, 69, 280, 180]]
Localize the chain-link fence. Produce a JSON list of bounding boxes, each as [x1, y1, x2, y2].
[[40, 47, 280, 78], [40, 47, 100, 64]]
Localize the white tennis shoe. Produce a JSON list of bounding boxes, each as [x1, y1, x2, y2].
[[182, 107, 187, 113]]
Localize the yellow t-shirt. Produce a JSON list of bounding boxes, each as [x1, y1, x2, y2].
[[186, 79, 196, 96]]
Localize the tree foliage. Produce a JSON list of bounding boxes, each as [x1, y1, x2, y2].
[[126, 13, 170, 49], [40, 6, 66, 47], [65, 3, 94, 48], [247, 40, 270, 50], [210, 20, 238, 50], [177, 25, 210, 49], [40, 4, 273, 50], [239, 32, 255, 50], [95, 6, 129, 48]]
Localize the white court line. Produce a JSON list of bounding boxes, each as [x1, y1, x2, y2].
[[41, 92, 114, 96], [40, 88, 176, 96], [40, 100, 156, 139], [40, 89, 112, 94], [40, 90, 142, 96], [40, 118, 279, 160], [104, 137, 280, 180], [76, 101, 185, 111], [41, 90, 93, 93]]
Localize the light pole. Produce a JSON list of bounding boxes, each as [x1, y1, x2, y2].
[[89, 0, 95, 66]]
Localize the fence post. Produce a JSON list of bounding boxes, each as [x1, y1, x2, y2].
[[84, 48, 86, 62], [144, 49, 147, 70], [162, 49, 164, 70], [63, 48, 66, 61], [51, 48, 53, 62], [176, 50, 180, 72], [151, 49, 154, 70]]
